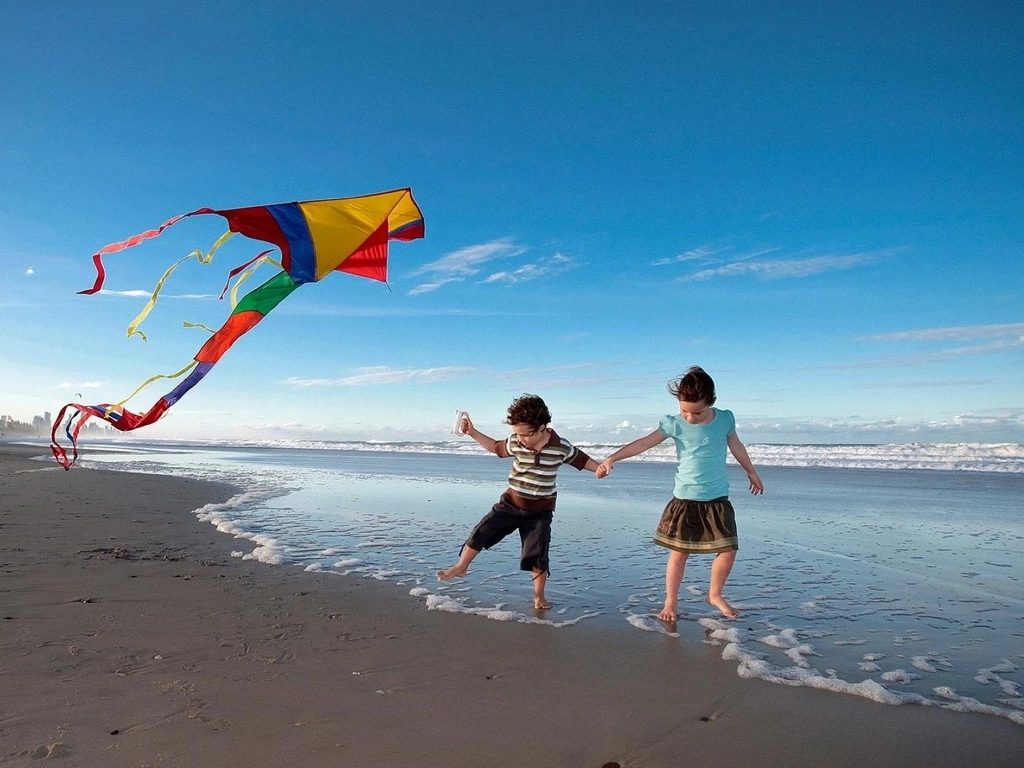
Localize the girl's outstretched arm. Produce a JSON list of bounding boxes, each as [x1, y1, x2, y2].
[[727, 432, 764, 495], [596, 429, 667, 478]]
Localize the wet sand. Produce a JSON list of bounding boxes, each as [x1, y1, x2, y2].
[[1, 442, 1021, 767]]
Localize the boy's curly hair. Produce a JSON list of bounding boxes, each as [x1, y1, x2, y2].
[[505, 394, 551, 427], [668, 366, 717, 405]]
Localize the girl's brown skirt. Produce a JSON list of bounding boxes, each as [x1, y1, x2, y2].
[[653, 496, 738, 553]]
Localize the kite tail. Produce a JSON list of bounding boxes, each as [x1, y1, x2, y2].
[[51, 271, 303, 467], [50, 404, 87, 469], [78, 207, 216, 295], [49, 366, 210, 469], [49, 398, 164, 469], [126, 230, 237, 341]]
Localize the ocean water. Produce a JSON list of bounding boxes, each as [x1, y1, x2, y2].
[[59, 439, 1024, 725]]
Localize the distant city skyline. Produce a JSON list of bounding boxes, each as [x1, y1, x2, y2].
[[0, 410, 115, 438]]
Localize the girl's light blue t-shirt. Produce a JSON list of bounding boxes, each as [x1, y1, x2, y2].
[[658, 408, 736, 501]]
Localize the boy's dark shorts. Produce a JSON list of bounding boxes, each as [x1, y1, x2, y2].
[[465, 492, 553, 573]]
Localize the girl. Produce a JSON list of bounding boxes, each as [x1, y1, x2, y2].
[[597, 366, 763, 621]]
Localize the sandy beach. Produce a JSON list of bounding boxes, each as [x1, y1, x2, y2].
[[1, 442, 1021, 767]]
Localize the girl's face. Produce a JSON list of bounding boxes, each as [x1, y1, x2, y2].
[[678, 399, 714, 425]]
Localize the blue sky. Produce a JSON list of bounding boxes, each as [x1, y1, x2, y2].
[[1, 1, 1021, 445]]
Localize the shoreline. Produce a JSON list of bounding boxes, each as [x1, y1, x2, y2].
[[2, 443, 1022, 767], [25, 435, 1024, 474]]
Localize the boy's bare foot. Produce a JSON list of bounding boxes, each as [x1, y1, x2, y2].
[[436, 566, 467, 582], [658, 602, 678, 622], [707, 595, 739, 619], [534, 596, 552, 610]]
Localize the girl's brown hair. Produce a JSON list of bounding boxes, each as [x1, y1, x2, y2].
[[668, 366, 716, 405]]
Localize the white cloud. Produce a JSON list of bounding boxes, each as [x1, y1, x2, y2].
[[407, 239, 526, 294], [862, 323, 1024, 343], [286, 365, 472, 387], [826, 338, 1024, 369], [99, 289, 151, 297], [953, 411, 1022, 427], [739, 412, 1024, 442], [235, 420, 327, 433], [933, 337, 1024, 357], [484, 254, 575, 285], [652, 245, 729, 267], [838, 322, 1024, 368], [861, 378, 990, 389], [57, 381, 104, 389], [98, 289, 217, 299], [682, 251, 877, 281], [25, 268, 34, 276], [407, 277, 463, 296]]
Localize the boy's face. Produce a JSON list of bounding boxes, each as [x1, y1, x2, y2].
[[511, 423, 549, 450], [678, 399, 714, 425]]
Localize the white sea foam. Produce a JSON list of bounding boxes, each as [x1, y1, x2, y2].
[[710, 631, 1024, 725], [882, 669, 923, 684], [193, 488, 292, 564], [724, 642, 925, 705], [785, 645, 821, 667], [927, 689, 1024, 725], [80, 437, 1024, 473], [760, 628, 801, 649], [235, 533, 287, 565], [910, 655, 953, 673], [625, 613, 680, 636], [421, 593, 600, 627], [976, 667, 1023, 697]]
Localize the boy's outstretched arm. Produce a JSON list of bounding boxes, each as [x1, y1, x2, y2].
[[727, 432, 764, 495], [460, 414, 502, 455], [596, 429, 667, 478]]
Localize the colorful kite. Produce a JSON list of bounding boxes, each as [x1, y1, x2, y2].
[[51, 188, 424, 469]]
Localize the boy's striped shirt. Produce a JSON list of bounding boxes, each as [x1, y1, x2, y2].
[[496, 429, 592, 511]]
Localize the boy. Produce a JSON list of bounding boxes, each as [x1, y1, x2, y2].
[[437, 394, 598, 609]]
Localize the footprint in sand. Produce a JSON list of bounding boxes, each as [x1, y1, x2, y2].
[[29, 742, 68, 759]]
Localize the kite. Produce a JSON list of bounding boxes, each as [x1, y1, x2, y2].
[[50, 188, 424, 469]]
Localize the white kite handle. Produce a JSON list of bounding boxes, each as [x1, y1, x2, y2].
[[451, 410, 469, 436]]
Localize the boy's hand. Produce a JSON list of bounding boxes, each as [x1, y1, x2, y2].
[[460, 413, 474, 435], [596, 460, 614, 479], [747, 471, 764, 495]]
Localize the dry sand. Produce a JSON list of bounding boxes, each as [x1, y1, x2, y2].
[[1, 442, 1021, 767]]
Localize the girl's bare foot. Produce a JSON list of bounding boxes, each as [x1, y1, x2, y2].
[[436, 565, 467, 582], [658, 602, 678, 622], [707, 595, 738, 619], [534, 596, 552, 610]]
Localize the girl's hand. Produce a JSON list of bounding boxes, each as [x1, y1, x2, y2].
[[596, 460, 614, 479]]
